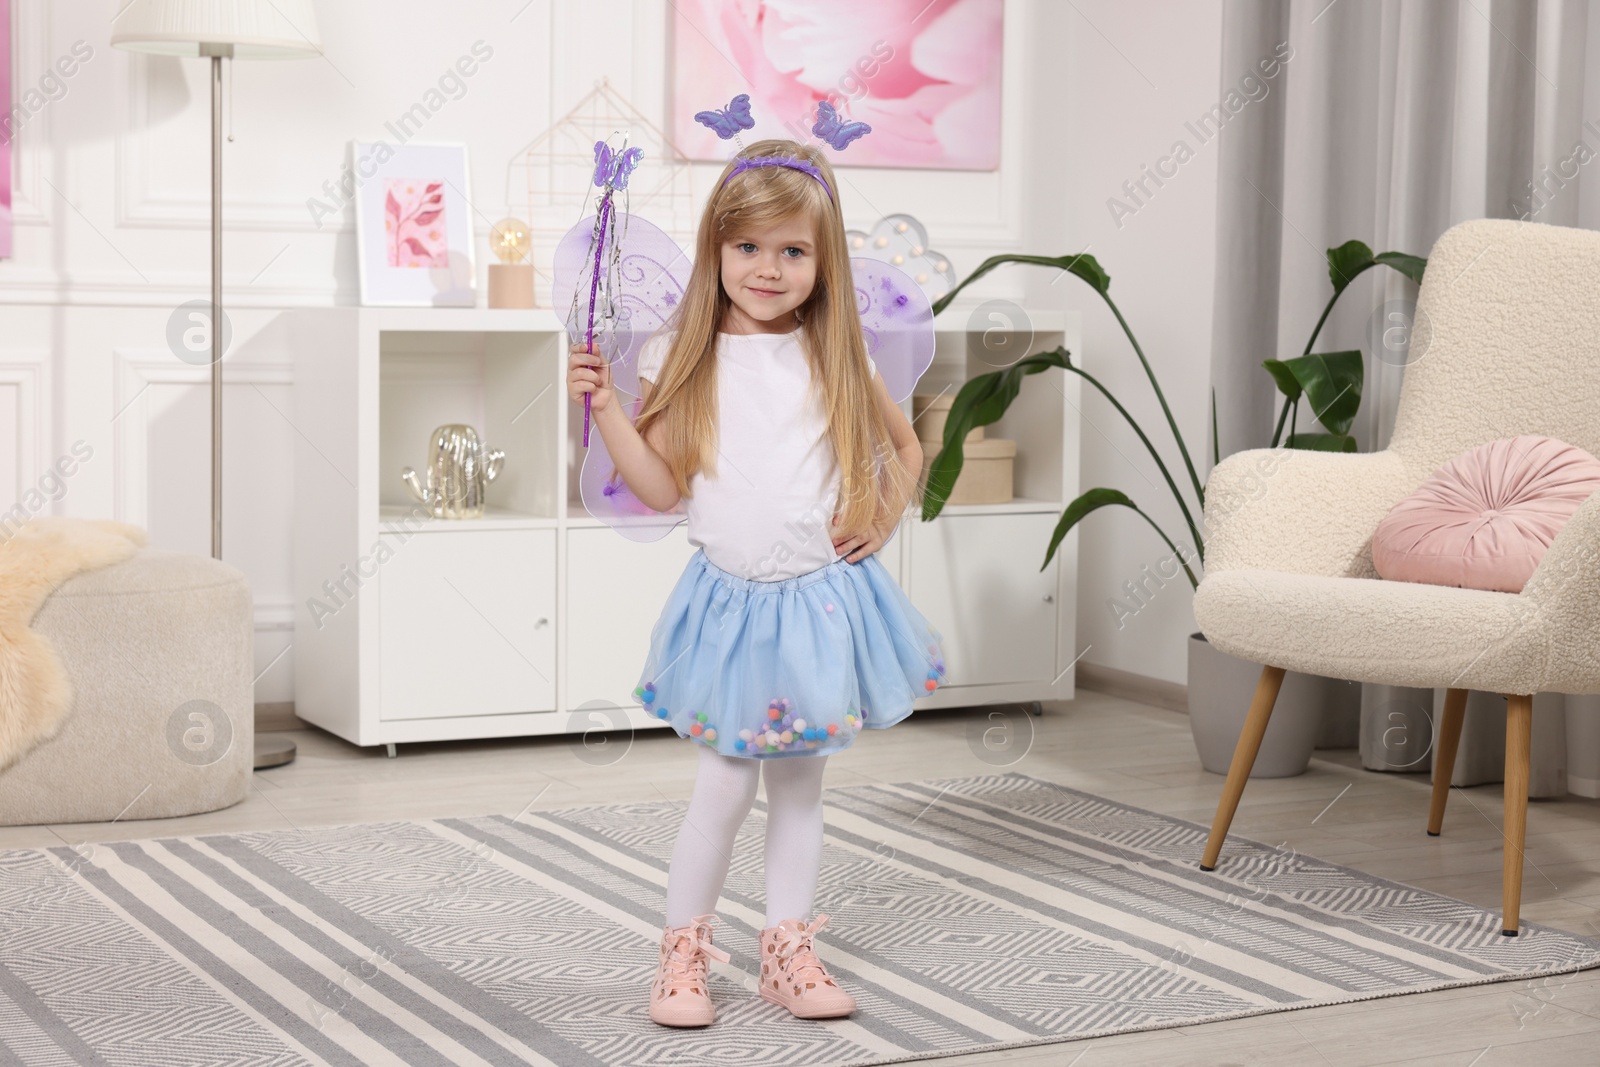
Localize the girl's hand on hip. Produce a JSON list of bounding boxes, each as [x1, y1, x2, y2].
[[831, 514, 890, 563], [566, 341, 615, 415]]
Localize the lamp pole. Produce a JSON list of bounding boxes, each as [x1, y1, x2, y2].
[[204, 45, 230, 561], [112, 0, 321, 772]]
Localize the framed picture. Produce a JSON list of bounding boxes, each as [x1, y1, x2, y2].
[[670, 0, 1003, 170], [353, 141, 476, 306], [1, 0, 12, 259]]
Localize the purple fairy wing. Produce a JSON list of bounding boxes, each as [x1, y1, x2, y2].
[[852, 258, 934, 403], [552, 211, 692, 402], [553, 209, 694, 542], [577, 396, 688, 542]]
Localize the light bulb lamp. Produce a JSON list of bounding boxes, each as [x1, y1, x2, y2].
[[488, 216, 534, 308], [113, 1, 323, 771]]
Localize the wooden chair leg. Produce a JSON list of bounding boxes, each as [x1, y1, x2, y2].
[[1502, 693, 1533, 936], [1200, 665, 1287, 871], [1427, 688, 1469, 836]]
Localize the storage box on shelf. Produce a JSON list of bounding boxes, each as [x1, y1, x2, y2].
[[912, 391, 1018, 505], [289, 306, 1081, 753]]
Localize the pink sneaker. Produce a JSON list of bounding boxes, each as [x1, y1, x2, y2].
[[648, 913, 733, 1027], [758, 913, 857, 1018]]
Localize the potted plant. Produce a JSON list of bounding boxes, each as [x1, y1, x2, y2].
[[924, 240, 1425, 777]]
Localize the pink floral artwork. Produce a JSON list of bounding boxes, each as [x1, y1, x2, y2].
[[671, 0, 1002, 170], [0, 0, 11, 259], [384, 179, 447, 268]]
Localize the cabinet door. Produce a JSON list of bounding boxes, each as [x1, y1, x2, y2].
[[379, 529, 556, 719], [907, 512, 1060, 687], [565, 525, 697, 711]]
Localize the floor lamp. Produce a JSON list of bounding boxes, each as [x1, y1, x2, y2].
[[112, 1, 323, 771]]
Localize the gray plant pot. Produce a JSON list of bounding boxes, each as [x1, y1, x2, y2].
[[1359, 683, 1435, 773], [1187, 632, 1357, 778], [1566, 694, 1600, 799], [1314, 675, 1363, 749]]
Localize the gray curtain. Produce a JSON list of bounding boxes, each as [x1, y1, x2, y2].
[[1207, 0, 1600, 797]]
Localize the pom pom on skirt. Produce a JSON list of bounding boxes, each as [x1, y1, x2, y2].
[[633, 548, 947, 758]]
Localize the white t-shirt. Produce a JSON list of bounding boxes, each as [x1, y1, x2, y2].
[[636, 328, 877, 582]]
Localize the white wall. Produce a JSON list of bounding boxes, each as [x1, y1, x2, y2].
[[1, 0, 1218, 703], [1050, 1, 1224, 687]]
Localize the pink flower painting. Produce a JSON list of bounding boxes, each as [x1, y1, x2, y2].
[[0, 0, 12, 259], [384, 179, 447, 268], [671, 0, 1003, 170]]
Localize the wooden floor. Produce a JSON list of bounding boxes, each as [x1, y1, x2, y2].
[[9, 690, 1600, 1066]]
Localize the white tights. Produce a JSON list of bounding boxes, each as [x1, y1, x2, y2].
[[663, 744, 828, 930]]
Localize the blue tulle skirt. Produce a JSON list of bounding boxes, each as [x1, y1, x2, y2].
[[632, 548, 947, 758]]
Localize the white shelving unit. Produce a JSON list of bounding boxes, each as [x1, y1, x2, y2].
[[289, 306, 1082, 753]]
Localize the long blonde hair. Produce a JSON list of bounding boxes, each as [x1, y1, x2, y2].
[[631, 138, 919, 536]]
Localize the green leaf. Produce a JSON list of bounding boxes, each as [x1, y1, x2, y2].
[[1374, 251, 1426, 285], [1063, 253, 1111, 295], [1270, 350, 1363, 435], [1287, 432, 1358, 452], [1044, 488, 1136, 569], [927, 254, 1210, 552], [1327, 240, 1376, 296], [930, 253, 1110, 317], [1262, 359, 1303, 403], [1058, 487, 1135, 531], [1043, 488, 1198, 585]]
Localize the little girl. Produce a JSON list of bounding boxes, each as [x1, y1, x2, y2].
[[565, 139, 947, 1028]]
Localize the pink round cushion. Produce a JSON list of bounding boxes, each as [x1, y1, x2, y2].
[[1373, 435, 1600, 593]]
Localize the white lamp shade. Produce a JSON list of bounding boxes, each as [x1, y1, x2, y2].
[[111, 0, 322, 59]]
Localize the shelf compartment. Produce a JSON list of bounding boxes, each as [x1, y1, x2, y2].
[[378, 330, 564, 522]]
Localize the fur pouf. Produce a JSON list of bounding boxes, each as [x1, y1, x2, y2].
[[0, 518, 147, 772]]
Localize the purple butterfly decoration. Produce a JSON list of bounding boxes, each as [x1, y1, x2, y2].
[[694, 93, 756, 140], [592, 141, 643, 190], [812, 100, 871, 151]]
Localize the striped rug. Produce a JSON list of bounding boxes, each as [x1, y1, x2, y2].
[[2, 772, 1597, 1066]]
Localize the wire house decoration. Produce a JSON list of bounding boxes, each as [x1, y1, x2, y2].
[[507, 77, 698, 308]]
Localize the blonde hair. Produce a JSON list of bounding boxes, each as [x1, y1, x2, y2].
[[629, 138, 920, 538]]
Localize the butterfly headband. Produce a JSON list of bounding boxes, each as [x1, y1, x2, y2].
[[721, 155, 833, 202], [695, 93, 872, 203]]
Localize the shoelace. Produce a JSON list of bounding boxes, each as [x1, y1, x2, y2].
[[661, 919, 732, 994], [770, 913, 834, 987]]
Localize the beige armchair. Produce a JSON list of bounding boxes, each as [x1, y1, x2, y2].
[[1193, 217, 1600, 937]]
